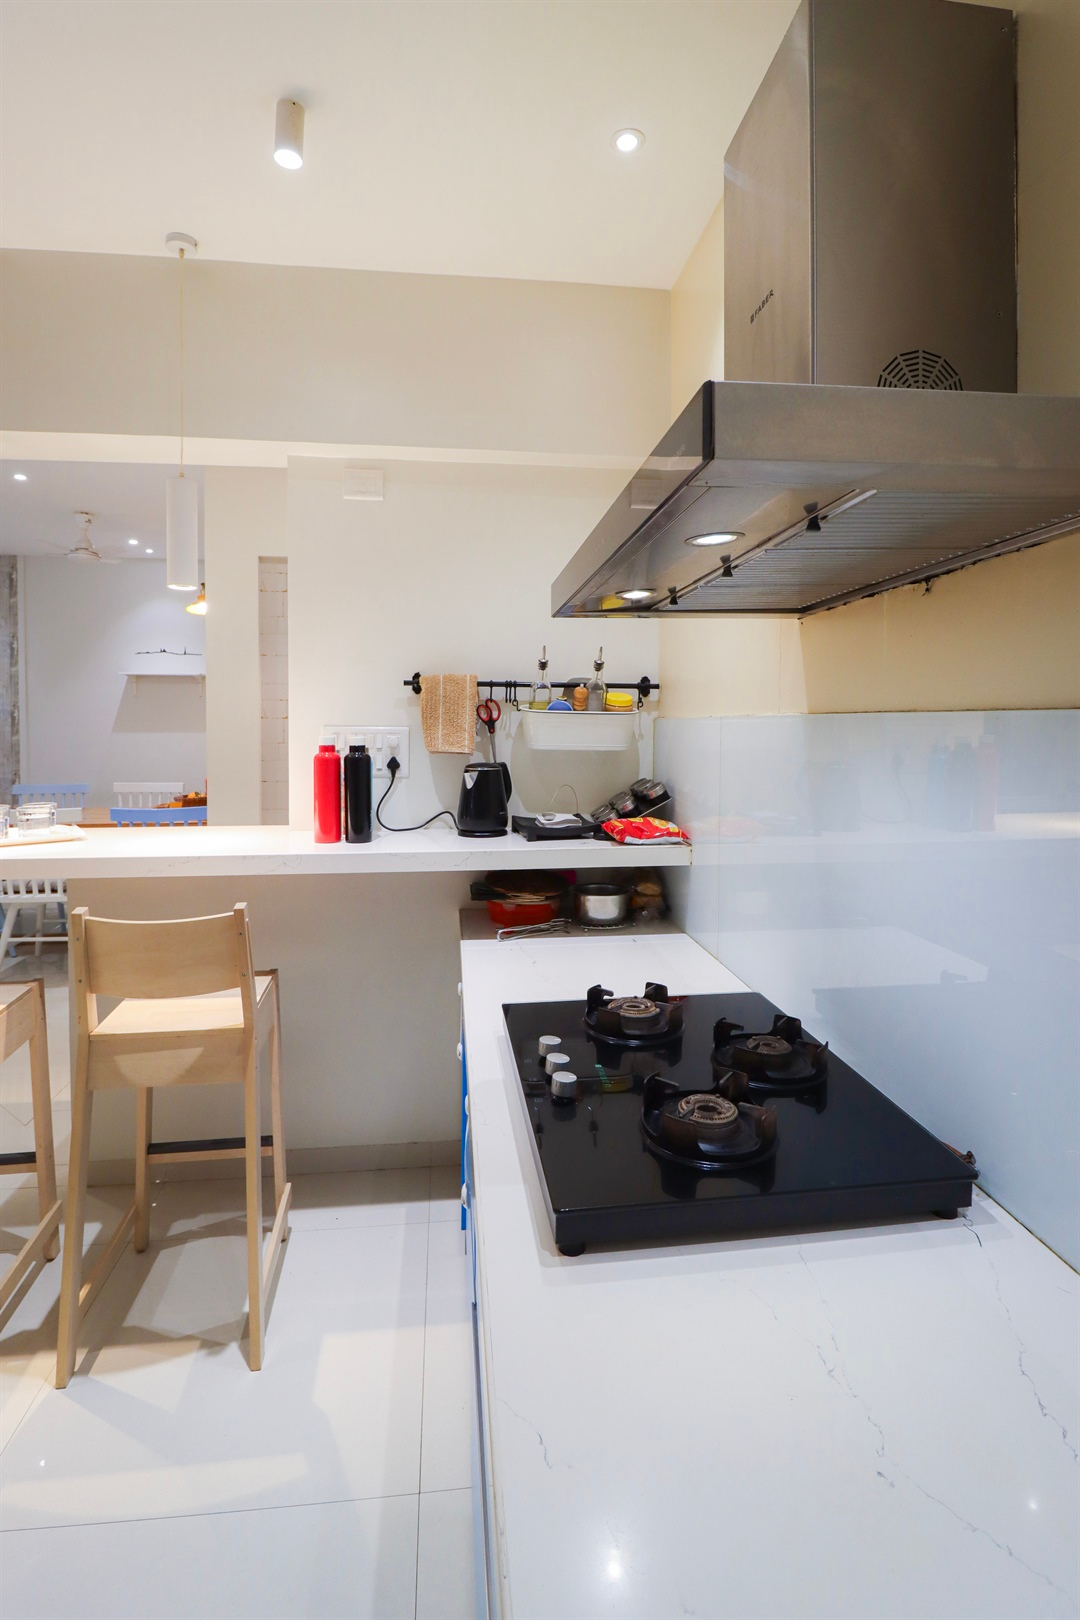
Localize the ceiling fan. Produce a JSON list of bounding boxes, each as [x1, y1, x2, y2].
[[50, 512, 119, 564]]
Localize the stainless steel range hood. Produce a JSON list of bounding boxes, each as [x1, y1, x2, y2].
[[551, 381, 1080, 616], [552, 0, 1080, 619]]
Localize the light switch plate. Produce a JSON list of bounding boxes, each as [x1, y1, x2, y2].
[[323, 725, 410, 778]]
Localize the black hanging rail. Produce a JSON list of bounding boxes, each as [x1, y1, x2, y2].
[[403, 672, 659, 709]]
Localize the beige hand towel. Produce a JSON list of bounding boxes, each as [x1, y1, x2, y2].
[[420, 674, 478, 755]]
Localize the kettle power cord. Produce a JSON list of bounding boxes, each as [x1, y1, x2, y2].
[[375, 756, 460, 833]]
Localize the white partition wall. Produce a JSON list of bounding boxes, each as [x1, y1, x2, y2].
[[656, 710, 1080, 1268]]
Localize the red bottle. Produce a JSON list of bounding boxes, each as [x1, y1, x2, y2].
[[313, 738, 341, 843]]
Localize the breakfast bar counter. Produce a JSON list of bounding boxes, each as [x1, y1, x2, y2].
[[0, 824, 692, 880]]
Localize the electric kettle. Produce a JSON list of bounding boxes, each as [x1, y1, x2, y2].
[[457, 761, 511, 837]]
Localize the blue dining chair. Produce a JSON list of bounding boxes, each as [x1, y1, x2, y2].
[[109, 806, 208, 827], [11, 783, 88, 811]]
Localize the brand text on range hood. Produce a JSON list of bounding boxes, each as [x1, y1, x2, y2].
[[551, 0, 1080, 619]]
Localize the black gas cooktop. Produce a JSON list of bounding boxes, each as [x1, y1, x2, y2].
[[503, 985, 977, 1255]]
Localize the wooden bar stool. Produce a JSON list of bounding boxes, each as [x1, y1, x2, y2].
[[0, 979, 62, 1310], [56, 904, 291, 1386]]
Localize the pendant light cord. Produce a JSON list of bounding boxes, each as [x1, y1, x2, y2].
[[178, 247, 186, 476]]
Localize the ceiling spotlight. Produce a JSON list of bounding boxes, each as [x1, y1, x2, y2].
[[274, 99, 305, 169], [12, 472, 27, 481], [686, 531, 743, 547], [145, 548, 154, 554], [618, 588, 654, 601], [613, 129, 644, 154], [128, 537, 139, 546]]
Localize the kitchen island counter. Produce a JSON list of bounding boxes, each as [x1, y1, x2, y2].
[[460, 930, 1079, 1620], [0, 824, 692, 880]]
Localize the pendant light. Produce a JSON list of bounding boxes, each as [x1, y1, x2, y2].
[[186, 583, 207, 615], [165, 232, 199, 592], [274, 99, 305, 169]]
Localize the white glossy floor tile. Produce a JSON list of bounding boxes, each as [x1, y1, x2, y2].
[[420, 1222, 473, 1495], [429, 1165, 463, 1224], [2, 1181, 133, 1457], [289, 1167, 432, 1231], [0, 955, 70, 1128], [416, 1488, 478, 1620], [0, 1220, 428, 1530], [0, 1492, 421, 1619], [141, 1169, 432, 1241]]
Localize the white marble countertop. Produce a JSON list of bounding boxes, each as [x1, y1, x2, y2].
[[0, 824, 692, 880], [460, 931, 1079, 1620]]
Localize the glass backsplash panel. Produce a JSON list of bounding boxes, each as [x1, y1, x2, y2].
[[655, 711, 1080, 1268]]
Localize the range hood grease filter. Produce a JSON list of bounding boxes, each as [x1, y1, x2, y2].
[[552, 0, 1080, 619]]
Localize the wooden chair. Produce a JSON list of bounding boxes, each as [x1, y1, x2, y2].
[[56, 905, 290, 1387], [0, 980, 62, 1311]]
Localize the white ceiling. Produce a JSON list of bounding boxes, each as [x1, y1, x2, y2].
[[0, 0, 797, 289], [0, 461, 203, 559]]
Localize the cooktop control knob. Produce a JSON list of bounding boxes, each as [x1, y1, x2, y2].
[[545, 1052, 571, 1077], [538, 1035, 562, 1059], [550, 1070, 578, 1100]]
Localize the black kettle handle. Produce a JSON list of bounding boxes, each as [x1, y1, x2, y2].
[[500, 761, 512, 799]]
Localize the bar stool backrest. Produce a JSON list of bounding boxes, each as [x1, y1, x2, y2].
[[75, 905, 256, 1010]]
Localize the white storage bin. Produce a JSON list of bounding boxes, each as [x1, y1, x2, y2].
[[519, 709, 636, 752]]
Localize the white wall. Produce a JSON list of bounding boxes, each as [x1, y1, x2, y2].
[[1, 252, 670, 462], [286, 459, 662, 829], [21, 556, 204, 804], [203, 467, 286, 824]]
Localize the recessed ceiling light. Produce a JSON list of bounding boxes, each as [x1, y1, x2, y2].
[[274, 98, 305, 169], [686, 531, 743, 547], [618, 588, 653, 601], [128, 537, 139, 545], [612, 128, 644, 154], [12, 472, 27, 481], [145, 548, 154, 554]]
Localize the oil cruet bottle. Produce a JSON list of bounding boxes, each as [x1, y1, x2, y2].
[[585, 647, 607, 712], [531, 646, 552, 710]]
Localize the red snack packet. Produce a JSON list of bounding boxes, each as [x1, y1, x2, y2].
[[601, 816, 690, 845]]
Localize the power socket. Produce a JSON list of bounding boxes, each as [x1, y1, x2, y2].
[[323, 725, 410, 778]]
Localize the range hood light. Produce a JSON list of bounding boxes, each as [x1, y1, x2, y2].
[[686, 531, 743, 547], [618, 588, 654, 602]]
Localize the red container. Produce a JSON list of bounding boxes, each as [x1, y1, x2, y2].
[[486, 896, 557, 928], [314, 740, 342, 843]]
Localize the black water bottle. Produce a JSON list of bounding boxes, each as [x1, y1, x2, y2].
[[344, 743, 373, 843]]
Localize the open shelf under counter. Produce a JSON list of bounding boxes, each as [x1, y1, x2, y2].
[[0, 824, 693, 880]]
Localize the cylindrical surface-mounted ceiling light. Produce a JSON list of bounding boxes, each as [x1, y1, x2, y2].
[[274, 99, 305, 168], [166, 476, 199, 590]]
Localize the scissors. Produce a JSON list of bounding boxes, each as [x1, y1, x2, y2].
[[476, 698, 501, 759]]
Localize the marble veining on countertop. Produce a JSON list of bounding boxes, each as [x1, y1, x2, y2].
[[460, 931, 1079, 1620]]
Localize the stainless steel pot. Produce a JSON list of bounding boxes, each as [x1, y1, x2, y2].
[[575, 882, 631, 928]]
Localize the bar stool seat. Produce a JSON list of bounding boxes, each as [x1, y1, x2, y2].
[[91, 977, 277, 1087], [56, 904, 291, 1387]]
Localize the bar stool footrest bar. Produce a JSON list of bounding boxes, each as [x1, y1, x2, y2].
[[0, 1150, 38, 1171], [147, 1134, 273, 1164]]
